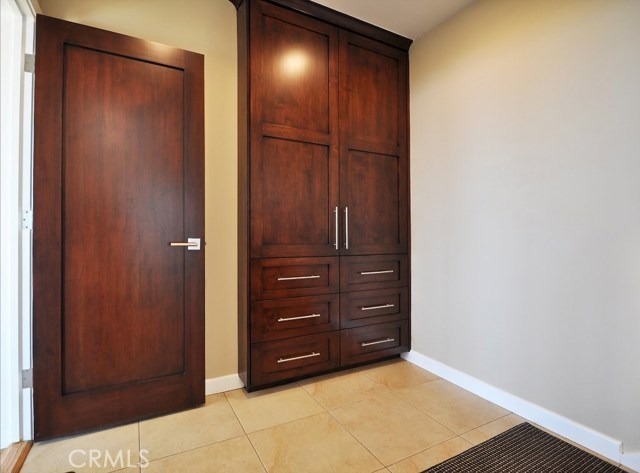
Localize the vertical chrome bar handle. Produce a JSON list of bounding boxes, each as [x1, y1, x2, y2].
[[334, 206, 339, 250], [344, 207, 349, 250]]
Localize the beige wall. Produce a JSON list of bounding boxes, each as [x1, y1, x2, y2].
[[410, 0, 640, 450], [39, 0, 239, 380]]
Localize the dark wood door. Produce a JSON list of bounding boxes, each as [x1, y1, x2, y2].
[[339, 31, 409, 255], [249, 2, 340, 258], [33, 15, 204, 440]]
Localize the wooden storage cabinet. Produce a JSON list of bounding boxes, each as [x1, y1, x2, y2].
[[235, 0, 412, 390]]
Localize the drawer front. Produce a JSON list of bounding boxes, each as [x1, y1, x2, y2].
[[251, 257, 339, 300], [251, 294, 340, 342], [341, 321, 408, 366], [340, 287, 408, 329], [251, 332, 340, 386], [340, 255, 408, 292]]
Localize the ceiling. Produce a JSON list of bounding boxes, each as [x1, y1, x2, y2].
[[313, 0, 476, 40]]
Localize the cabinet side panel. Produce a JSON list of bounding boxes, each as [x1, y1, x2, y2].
[[237, 0, 250, 387]]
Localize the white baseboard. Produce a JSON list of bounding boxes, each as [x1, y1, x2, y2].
[[621, 452, 640, 472], [205, 374, 245, 395], [402, 350, 625, 467]]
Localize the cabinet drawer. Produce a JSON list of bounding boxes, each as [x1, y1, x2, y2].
[[340, 287, 408, 329], [251, 257, 339, 300], [340, 255, 408, 292], [341, 321, 408, 366], [251, 294, 340, 342], [251, 332, 340, 386]]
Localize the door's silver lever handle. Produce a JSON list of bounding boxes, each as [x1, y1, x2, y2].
[[169, 238, 201, 250]]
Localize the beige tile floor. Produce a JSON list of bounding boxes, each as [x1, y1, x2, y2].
[[19, 359, 625, 473]]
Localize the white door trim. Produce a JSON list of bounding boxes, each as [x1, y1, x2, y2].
[[0, 0, 37, 448]]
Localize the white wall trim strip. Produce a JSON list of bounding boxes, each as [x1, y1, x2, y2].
[[205, 374, 245, 396], [621, 453, 640, 472], [402, 351, 625, 466]]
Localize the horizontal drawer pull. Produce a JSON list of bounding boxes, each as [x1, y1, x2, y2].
[[360, 303, 395, 311], [277, 352, 321, 363], [277, 275, 321, 281], [359, 270, 394, 275], [277, 313, 321, 322], [361, 337, 395, 347]]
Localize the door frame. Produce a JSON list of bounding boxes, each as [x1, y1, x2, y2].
[[0, 0, 38, 448]]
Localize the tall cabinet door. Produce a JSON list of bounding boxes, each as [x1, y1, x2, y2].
[[339, 31, 409, 256], [250, 2, 340, 258]]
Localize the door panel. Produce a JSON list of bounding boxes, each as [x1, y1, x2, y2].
[[62, 45, 186, 393], [33, 15, 204, 439]]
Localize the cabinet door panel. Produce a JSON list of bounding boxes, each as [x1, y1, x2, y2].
[[251, 137, 338, 257], [255, 1, 338, 134], [261, 12, 329, 133], [343, 149, 406, 254], [345, 43, 399, 147], [250, 2, 339, 258], [340, 31, 408, 255]]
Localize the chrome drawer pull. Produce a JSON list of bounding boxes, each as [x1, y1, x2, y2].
[[277, 275, 320, 281], [277, 313, 321, 322], [277, 352, 321, 363], [359, 270, 394, 275], [360, 303, 395, 311], [361, 338, 395, 347]]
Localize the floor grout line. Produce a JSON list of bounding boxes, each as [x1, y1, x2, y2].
[[325, 407, 387, 470], [223, 390, 249, 436], [245, 434, 269, 473], [385, 387, 460, 438], [142, 432, 248, 466]]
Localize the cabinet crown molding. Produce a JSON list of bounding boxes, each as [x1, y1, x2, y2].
[[231, 0, 412, 50]]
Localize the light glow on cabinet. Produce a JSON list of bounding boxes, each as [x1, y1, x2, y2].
[[280, 49, 309, 78]]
